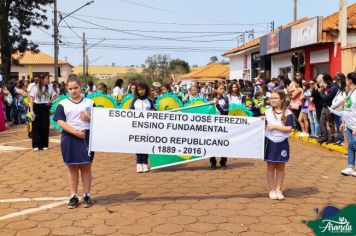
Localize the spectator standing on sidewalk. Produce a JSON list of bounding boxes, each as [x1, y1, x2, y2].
[[330, 74, 347, 146], [317, 73, 338, 144]]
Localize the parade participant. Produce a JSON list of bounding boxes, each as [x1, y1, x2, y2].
[[53, 75, 95, 208], [29, 75, 57, 151], [265, 90, 294, 200], [340, 72, 356, 176], [210, 83, 229, 170], [252, 92, 265, 117], [182, 84, 202, 103], [129, 81, 156, 173], [127, 81, 137, 95], [227, 82, 244, 105], [201, 82, 212, 100], [85, 81, 96, 96], [160, 83, 172, 95], [97, 83, 108, 95], [112, 78, 124, 102]]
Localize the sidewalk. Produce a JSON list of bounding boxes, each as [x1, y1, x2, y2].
[[291, 132, 347, 155]]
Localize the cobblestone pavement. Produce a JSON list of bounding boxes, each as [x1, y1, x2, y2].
[[0, 125, 355, 236]]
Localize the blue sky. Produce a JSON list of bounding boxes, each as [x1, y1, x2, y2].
[[30, 0, 356, 67]]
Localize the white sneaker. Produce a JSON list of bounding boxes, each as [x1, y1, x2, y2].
[[352, 171, 356, 177], [341, 167, 354, 176], [43, 147, 48, 150], [142, 164, 149, 172], [269, 190, 277, 200], [33, 148, 39, 151], [276, 190, 285, 200], [136, 164, 143, 173]]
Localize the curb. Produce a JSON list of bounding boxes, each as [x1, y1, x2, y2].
[[291, 132, 347, 155]]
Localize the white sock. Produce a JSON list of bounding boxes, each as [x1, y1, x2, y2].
[[70, 193, 78, 198]]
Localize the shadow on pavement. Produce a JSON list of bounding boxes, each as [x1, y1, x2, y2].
[[284, 187, 319, 198], [155, 161, 255, 172], [94, 187, 319, 206]]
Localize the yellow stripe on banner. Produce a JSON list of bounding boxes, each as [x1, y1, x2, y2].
[[291, 132, 347, 155]]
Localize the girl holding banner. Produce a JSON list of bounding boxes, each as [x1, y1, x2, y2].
[[130, 81, 156, 173], [53, 75, 95, 209], [264, 90, 294, 200]]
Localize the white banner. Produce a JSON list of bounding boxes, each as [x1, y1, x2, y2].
[[89, 108, 265, 159]]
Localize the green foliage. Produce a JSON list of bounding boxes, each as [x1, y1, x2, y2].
[[169, 59, 190, 74], [0, 0, 54, 82]]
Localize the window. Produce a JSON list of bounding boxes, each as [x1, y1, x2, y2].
[[312, 63, 329, 79]]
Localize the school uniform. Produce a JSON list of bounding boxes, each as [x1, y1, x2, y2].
[[264, 108, 294, 163], [210, 96, 229, 167], [30, 85, 56, 149], [130, 96, 156, 164], [53, 97, 95, 165]]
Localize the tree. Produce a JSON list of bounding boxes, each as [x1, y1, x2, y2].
[[169, 58, 190, 74], [143, 54, 171, 85], [0, 0, 54, 82], [209, 56, 218, 64]]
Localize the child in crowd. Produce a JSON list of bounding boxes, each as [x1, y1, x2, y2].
[[160, 83, 172, 95], [130, 81, 156, 173], [227, 82, 244, 105], [244, 92, 253, 111], [210, 83, 229, 169], [298, 82, 310, 137], [252, 92, 265, 117], [53, 75, 95, 209], [182, 84, 202, 103], [305, 80, 319, 138], [97, 83, 108, 94], [151, 87, 161, 104], [265, 90, 294, 200]]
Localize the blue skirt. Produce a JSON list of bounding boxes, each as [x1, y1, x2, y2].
[[61, 130, 94, 165], [264, 138, 290, 163]]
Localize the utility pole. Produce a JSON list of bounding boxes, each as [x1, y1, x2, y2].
[[83, 32, 86, 83], [270, 21, 275, 32], [53, 0, 59, 82], [294, 0, 297, 21], [339, 0, 347, 48]]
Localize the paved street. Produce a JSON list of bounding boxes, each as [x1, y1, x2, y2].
[[0, 125, 355, 236]]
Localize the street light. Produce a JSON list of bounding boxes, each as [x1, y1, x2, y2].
[[53, 0, 94, 82]]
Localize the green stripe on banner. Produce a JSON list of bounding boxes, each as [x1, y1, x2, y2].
[[149, 103, 216, 169]]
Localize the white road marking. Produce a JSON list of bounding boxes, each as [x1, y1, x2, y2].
[[0, 201, 67, 221], [0, 146, 30, 151], [0, 197, 68, 203]]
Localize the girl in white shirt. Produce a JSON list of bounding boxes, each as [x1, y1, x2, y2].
[[53, 75, 95, 209], [29, 75, 57, 151], [111, 78, 124, 102], [265, 90, 294, 200]]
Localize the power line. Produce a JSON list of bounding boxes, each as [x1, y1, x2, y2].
[[61, 12, 269, 26], [35, 41, 230, 52], [59, 25, 262, 34], [59, 35, 238, 43], [119, 0, 236, 24]]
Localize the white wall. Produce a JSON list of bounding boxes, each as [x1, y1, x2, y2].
[[228, 48, 258, 80], [11, 64, 72, 82], [271, 52, 294, 78]]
